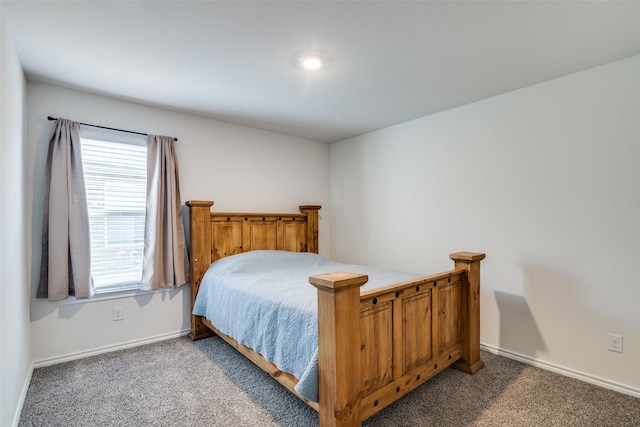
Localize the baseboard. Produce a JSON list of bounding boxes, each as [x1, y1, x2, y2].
[[12, 361, 34, 427], [33, 329, 190, 368], [480, 343, 640, 399]]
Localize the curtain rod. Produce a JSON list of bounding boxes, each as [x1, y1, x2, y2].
[[47, 116, 178, 142]]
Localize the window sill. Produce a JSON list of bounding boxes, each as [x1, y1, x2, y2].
[[57, 286, 180, 306]]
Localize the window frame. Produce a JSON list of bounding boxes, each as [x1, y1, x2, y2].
[[79, 127, 148, 295]]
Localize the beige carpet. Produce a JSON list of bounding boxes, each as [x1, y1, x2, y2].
[[19, 336, 640, 426]]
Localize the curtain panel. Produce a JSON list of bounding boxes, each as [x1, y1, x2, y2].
[[141, 135, 189, 290], [37, 119, 94, 301]]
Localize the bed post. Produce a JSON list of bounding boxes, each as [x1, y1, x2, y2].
[[310, 272, 368, 427], [299, 205, 321, 254], [186, 200, 215, 341], [449, 252, 486, 374]]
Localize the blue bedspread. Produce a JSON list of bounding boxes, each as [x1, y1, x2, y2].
[[192, 250, 422, 402]]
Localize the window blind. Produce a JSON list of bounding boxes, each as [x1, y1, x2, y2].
[[81, 137, 147, 292]]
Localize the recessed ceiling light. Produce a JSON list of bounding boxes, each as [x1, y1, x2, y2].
[[300, 54, 325, 70]]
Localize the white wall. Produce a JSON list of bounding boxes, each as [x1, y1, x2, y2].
[[0, 8, 32, 426], [26, 81, 330, 364], [330, 55, 640, 396]]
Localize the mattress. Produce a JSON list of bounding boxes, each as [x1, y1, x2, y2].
[[192, 250, 422, 402]]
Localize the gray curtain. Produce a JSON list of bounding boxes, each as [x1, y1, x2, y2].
[[141, 135, 189, 290], [37, 119, 94, 301]]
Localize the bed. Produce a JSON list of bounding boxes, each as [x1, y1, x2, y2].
[[186, 200, 485, 426]]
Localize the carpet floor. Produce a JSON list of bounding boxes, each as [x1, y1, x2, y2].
[[19, 336, 640, 426]]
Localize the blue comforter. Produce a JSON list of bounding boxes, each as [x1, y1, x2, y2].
[[192, 250, 421, 402]]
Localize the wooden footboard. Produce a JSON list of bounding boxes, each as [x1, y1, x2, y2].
[[186, 200, 484, 427], [310, 252, 485, 426]]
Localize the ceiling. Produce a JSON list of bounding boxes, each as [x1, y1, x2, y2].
[[3, 1, 640, 143]]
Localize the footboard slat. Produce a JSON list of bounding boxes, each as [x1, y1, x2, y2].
[[360, 302, 394, 395]]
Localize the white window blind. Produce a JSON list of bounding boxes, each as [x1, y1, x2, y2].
[[81, 134, 147, 293]]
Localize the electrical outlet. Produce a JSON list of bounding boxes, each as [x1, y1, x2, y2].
[[608, 333, 623, 353], [112, 307, 124, 321]]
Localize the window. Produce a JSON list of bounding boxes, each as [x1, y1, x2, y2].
[[80, 129, 147, 293]]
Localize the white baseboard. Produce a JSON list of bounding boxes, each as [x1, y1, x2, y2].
[[480, 343, 640, 399], [33, 329, 190, 368], [12, 362, 34, 427]]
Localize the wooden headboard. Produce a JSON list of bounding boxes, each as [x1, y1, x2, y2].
[[185, 200, 321, 340]]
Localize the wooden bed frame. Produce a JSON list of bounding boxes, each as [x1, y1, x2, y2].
[[186, 200, 485, 427]]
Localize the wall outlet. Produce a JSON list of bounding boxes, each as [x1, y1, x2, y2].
[[608, 333, 623, 353], [112, 306, 124, 321]]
